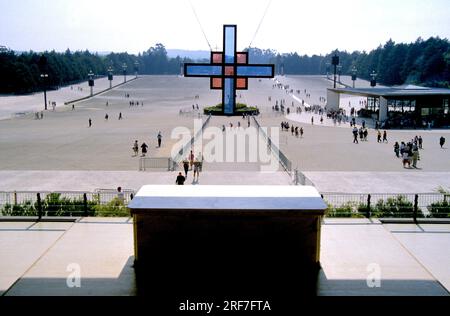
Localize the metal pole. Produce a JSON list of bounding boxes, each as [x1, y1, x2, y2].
[[367, 194, 371, 218], [413, 194, 418, 223], [333, 65, 337, 88], [83, 193, 88, 217], [37, 193, 42, 221], [44, 89, 47, 110]]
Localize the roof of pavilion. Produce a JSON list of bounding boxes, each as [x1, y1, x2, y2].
[[328, 84, 450, 98]]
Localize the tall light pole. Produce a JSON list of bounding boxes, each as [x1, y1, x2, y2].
[[337, 65, 342, 84], [351, 66, 357, 88], [88, 70, 95, 96], [134, 61, 139, 79], [370, 70, 377, 87], [108, 66, 114, 89], [326, 62, 331, 80], [122, 63, 127, 83], [40, 73, 48, 110], [331, 53, 339, 88]]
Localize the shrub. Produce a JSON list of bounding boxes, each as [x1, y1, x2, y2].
[[325, 202, 365, 218], [203, 103, 259, 115], [94, 197, 130, 217], [42, 193, 96, 217], [372, 195, 414, 218], [427, 199, 450, 218], [1, 201, 37, 216]]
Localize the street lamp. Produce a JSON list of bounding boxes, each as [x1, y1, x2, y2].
[[40, 73, 48, 110], [88, 70, 95, 96], [134, 61, 139, 79], [326, 62, 331, 80], [107, 66, 114, 89], [337, 65, 342, 84], [122, 63, 128, 83], [331, 53, 339, 88], [351, 66, 357, 88], [370, 70, 377, 87]]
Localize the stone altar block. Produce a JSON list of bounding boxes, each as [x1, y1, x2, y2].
[[128, 185, 327, 296]]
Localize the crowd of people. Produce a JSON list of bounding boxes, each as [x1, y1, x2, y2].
[[394, 136, 422, 169], [177, 150, 203, 184], [281, 121, 304, 138], [132, 132, 164, 157]]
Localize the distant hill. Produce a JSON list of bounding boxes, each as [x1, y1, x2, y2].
[[167, 49, 209, 60]]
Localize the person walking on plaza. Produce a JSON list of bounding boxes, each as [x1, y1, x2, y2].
[[300, 127, 304, 138], [352, 127, 359, 144], [377, 130, 382, 143], [183, 159, 189, 178], [157, 132, 162, 148], [133, 140, 139, 157], [88, 118, 92, 128], [176, 172, 186, 185], [193, 158, 201, 182], [189, 150, 195, 170], [402, 150, 411, 168], [383, 131, 388, 143], [119, 112, 123, 120], [440, 136, 446, 148], [418, 136, 423, 149], [394, 142, 400, 158], [412, 147, 420, 168], [141, 142, 148, 157]]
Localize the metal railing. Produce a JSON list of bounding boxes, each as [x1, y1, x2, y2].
[[0, 189, 136, 219], [252, 116, 293, 174], [1, 190, 448, 221], [293, 169, 315, 186], [321, 192, 450, 220], [172, 114, 211, 164], [139, 157, 177, 171]]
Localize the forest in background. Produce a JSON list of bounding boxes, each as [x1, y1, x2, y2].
[[0, 37, 449, 94]]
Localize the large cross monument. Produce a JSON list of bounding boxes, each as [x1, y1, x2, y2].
[[184, 25, 275, 115]]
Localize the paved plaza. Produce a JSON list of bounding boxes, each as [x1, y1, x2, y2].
[[1, 75, 449, 298], [1, 75, 449, 193]]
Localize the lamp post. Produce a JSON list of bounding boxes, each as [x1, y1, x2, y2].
[[370, 70, 377, 87], [122, 63, 127, 83], [326, 62, 331, 80], [134, 61, 139, 79], [40, 73, 48, 110], [337, 65, 342, 84], [108, 66, 114, 89], [88, 70, 95, 96], [351, 66, 357, 88], [331, 53, 339, 88]]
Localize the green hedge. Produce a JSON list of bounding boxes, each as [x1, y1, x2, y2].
[[203, 103, 259, 115]]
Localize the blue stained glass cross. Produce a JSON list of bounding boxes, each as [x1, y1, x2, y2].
[[184, 25, 275, 115]]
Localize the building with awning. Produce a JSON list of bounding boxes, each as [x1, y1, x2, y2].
[[327, 85, 450, 128]]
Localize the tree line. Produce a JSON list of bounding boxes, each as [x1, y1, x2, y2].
[[1, 37, 449, 94], [249, 37, 450, 88]]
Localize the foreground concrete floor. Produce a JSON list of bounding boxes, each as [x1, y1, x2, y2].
[[1, 219, 448, 296]]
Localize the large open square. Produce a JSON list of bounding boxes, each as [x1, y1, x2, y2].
[[1, 75, 449, 193]]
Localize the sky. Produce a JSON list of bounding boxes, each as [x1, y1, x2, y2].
[[1, 0, 450, 56]]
